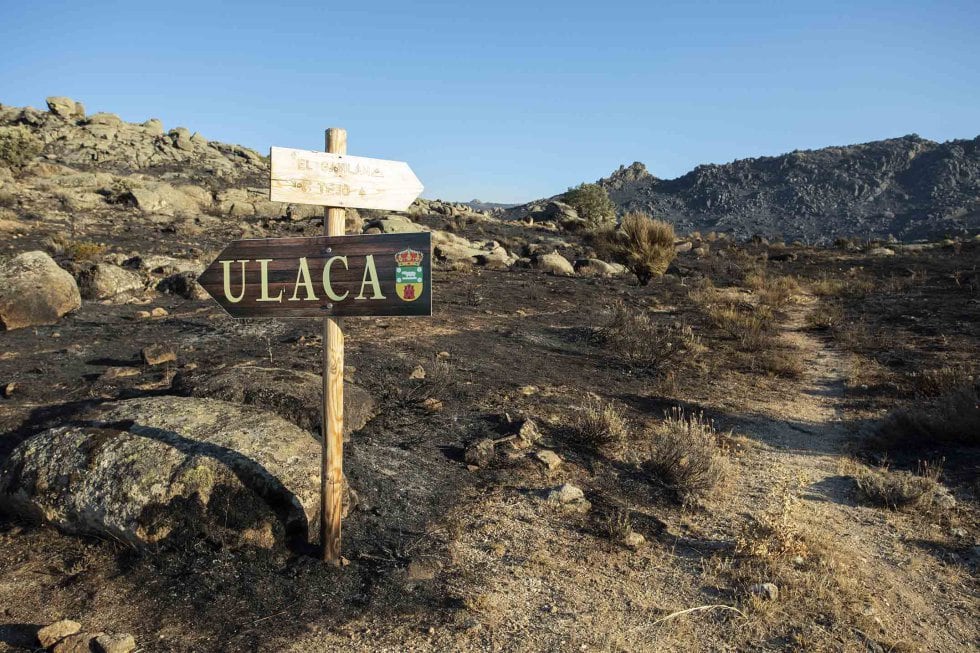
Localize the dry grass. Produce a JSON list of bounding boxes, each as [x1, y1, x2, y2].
[[598, 301, 703, 372], [808, 273, 875, 299], [67, 240, 107, 262], [701, 491, 900, 651], [707, 304, 771, 351], [571, 395, 630, 452], [642, 408, 729, 505], [906, 366, 975, 398], [852, 461, 944, 511], [872, 380, 980, 450], [598, 211, 676, 285], [740, 348, 805, 379], [804, 302, 844, 331]]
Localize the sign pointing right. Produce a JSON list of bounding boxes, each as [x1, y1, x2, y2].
[[270, 146, 424, 211]]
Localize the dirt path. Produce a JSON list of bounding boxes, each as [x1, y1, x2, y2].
[[730, 296, 977, 652]]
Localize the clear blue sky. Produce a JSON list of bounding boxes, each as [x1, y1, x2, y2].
[[1, 1, 977, 203]]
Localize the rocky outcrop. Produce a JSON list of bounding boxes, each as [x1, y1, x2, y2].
[[0, 396, 322, 549], [0, 251, 81, 330], [172, 365, 377, 439], [75, 262, 144, 301], [507, 136, 980, 242]]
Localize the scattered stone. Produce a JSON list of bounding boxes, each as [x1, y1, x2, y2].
[[0, 251, 82, 330], [436, 351, 450, 359], [517, 419, 543, 446], [547, 483, 584, 504], [94, 632, 137, 653], [749, 582, 779, 601], [532, 251, 575, 276], [156, 271, 209, 300], [464, 438, 495, 468], [420, 397, 444, 413], [45, 96, 85, 120], [141, 344, 176, 365], [37, 620, 82, 648], [76, 263, 144, 301], [674, 241, 694, 253], [868, 247, 895, 256], [2, 382, 15, 397], [574, 258, 619, 278], [150, 307, 169, 317], [409, 364, 426, 380], [534, 449, 562, 471], [623, 532, 646, 550], [172, 365, 376, 438], [100, 367, 140, 381], [0, 396, 323, 548], [52, 632, 98, 653], [135, 310, 152, 319]]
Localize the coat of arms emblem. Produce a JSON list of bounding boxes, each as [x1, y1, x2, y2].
[[394, 248, 424, 301]]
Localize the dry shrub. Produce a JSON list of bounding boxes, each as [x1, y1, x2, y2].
[[598, 301, 703, 372], [572, 395, 630, 452], [742, 348, 805, 379], [0, 190, 17, 208], [853, 462, 944, 511], [600, 506, 635, 542], [804, 302, 844, 331], [809, 273, 874, 298], [67, 240, 107, 262], [873, 380, 980, 450], [598, 212, 676, 285], [643, 408, 728, 505], [906, 366, 974, 398], [755, 275, 802, 311], [0, 125, 43, 169], [707, 305, 771, 350]]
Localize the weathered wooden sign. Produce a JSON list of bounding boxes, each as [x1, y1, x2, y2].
[[198, 232, 432, 319], [269, 146, 424, 211], [199, 128, 430, 565]]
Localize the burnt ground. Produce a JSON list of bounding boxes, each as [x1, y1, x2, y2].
[[1, 227, 979, 651]]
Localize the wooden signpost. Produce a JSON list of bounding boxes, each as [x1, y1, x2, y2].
[[199, 129, 426, 564]]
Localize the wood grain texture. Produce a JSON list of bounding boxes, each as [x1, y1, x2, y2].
[[323, 127, 346, 565], [197, 232, 433, 319], [269, 145, 423, 211]]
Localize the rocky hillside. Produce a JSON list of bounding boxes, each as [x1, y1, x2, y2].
[[510, 135, 980, 242]]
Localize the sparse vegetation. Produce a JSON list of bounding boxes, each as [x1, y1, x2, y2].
[[571, 394, 630, 452], [872, 380, 980, 450], [643, 409, 729, 504], [852, 461, 944, 510], [597, 301, 702, 371], [0, 125, 43, 169], [598, 211, 676, 285], [562, 182, 616, 228]]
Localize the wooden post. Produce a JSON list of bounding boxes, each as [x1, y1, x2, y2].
[[322, 127, 347, 564]]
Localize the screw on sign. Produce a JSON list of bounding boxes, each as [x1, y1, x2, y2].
[[199, 129, 426, 564]]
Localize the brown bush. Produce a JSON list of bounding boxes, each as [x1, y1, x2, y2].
[[0, 125, 42, 169], [572, 395, 630, 452], [643, 409, 728, 505], [853, 462, 944, 511], [707, 305, 771, 351], [872, 380, 980, 450], [598, 212, 676, 286], [598, 301, 703, 371]]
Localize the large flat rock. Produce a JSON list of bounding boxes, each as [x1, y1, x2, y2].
[[172, 365, 376, 440], [0, 396, 320, 549]]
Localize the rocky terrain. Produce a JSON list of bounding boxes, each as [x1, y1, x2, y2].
[[0, 97, 977, 652], [507, 135, 980, 242]]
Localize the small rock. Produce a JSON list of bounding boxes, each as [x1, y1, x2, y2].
[[623, 532, 646, 550], [436, 351, 450, 359], [517, 419, 542, 446], [38, 620, 82, 648], [142, 344, 176, 366], [100, 367, 141, 381], [94, 632, 137, 653], [2, 382, 14, 398], [420, 397, 444, 413], [53, 632, 98, 653], [464, 438, 495, 467], [534, 449, 562, 471], [135, 310, 152, 319], [749, 582, 779, 601], [868, 247, 895, 257], [150, 307, 169, 317], [520, 385, 538, 396], [547, 483, 584, 504], [409, 365, 426, 380]]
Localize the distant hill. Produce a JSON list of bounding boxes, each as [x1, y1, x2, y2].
[[508, 135, 980, 242]]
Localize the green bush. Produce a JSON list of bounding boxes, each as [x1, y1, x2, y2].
[[0, 126, 43, 169], [563, 182, 616, 228]]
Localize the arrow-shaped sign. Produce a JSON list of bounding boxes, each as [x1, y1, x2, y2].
[[197, 232, 432, 319], [269, 146, 424, 211]]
